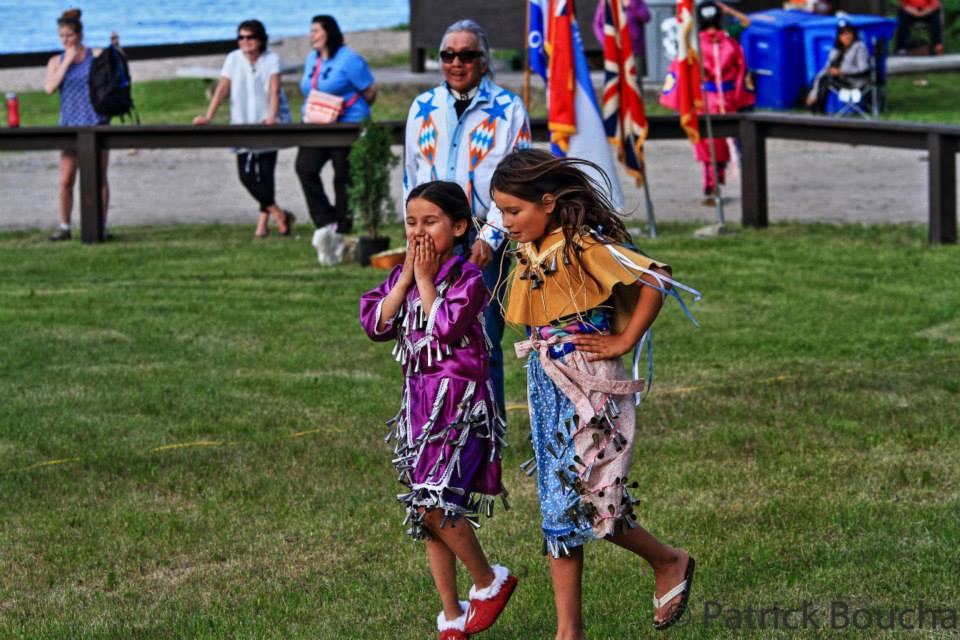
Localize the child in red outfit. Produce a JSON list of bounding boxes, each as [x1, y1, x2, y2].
[[695, 1, 754, 201], [662, 1, 754, 203]]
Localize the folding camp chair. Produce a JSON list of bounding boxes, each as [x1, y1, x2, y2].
[[829, 36, 886, 119]]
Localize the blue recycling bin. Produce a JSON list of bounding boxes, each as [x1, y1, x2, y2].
[[740, 10, 822, 109], [802, 15, 898, 113]]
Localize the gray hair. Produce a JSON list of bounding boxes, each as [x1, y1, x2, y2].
[[439, 19, 494, 79]]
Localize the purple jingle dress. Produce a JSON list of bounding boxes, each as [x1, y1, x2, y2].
[[360, 255, 506, 539]]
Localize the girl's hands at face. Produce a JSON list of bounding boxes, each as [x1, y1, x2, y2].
[[570, 333, 633, 362], [413, 234, 440, 283], [399, 238, 416, 284]]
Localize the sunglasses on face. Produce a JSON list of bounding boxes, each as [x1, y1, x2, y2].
[[440, 49, 483, 63], [237, 34, 257, 41]]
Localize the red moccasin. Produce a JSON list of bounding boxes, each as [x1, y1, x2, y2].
[[438, 600, 470, 640], [464, 565, 517, 634]]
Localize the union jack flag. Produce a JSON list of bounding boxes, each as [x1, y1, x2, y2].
[[601, 0, 648, 186]]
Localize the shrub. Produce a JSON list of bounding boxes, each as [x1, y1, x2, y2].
[[347, 118, 400, 237]]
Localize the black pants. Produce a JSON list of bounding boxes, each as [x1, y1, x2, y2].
[[895, 8, 943, 50], [295, 146, 351, 232], [236, 151, 277, 212]]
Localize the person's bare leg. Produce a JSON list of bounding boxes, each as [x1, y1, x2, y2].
[[266, 203, 289, 234], [254, 211, 270, 237], [425, 537, 466, 622], [59, 151, 78, 226], [550, 547, 586, 640], [608, 525, 690, 625], [421, 510, 495, 590]]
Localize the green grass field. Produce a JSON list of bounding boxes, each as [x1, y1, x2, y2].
[[1, 222, 957, 638]]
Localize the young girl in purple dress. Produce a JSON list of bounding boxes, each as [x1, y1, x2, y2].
[[360, 181, 517, 640]]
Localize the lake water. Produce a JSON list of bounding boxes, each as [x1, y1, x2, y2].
[[0, 0, 409, 53]]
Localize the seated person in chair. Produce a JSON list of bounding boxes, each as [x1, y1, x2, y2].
[[805, 20, 869, 113]]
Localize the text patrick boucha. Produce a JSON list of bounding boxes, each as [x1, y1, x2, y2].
[[669, 600, 957, 631]]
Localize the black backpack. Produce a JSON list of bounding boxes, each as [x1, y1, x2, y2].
[[89, 45, 138, 122]]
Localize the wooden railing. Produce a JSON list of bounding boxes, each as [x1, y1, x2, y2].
[[0, 39, 237, 69]]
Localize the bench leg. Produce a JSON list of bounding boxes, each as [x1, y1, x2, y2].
[[78, 130, 105, 244], [928, 133, 957, 245]]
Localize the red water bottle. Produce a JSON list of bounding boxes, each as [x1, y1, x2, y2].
[[6, 92, 20, 128]]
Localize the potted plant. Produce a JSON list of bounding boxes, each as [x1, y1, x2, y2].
[[348, 117, 399, 266]]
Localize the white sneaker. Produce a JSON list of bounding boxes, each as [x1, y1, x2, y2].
[[311, 223, 343, 266]]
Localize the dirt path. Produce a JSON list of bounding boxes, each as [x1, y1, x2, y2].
[[0, 139, 935, 235]]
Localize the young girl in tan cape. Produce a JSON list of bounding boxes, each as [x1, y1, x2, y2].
[[491, 149, 701, 637]]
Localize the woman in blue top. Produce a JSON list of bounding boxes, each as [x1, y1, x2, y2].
[[295, 15, 377, 235], [43, 8, 119, 241]]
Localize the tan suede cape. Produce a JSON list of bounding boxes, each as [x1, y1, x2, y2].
[[503, 227, 670, 333]]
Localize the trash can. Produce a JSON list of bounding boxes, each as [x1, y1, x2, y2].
[[740, 9, 822, 109]]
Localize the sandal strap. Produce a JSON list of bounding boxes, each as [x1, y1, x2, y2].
[[652, 580, 688, 609]]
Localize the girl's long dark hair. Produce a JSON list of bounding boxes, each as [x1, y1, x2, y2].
[[491, 149, 633, 287]]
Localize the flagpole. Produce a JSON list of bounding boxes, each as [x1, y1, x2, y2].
[[640, 165, 658, 238], [523, 0, 532, 109], [635, 54, 658, 238], [692, 16, 726, 229]]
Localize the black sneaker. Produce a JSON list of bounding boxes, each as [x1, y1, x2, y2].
[[49, 229, 72, 242]]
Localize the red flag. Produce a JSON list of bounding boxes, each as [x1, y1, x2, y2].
[[660, 0, 702, 144], [546, 0, 577, 152], [601, 0, 648, 186]]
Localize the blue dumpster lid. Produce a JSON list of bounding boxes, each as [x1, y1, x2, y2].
[[804, 14, 899, 39], [746, 9, 824, 28], [805, 14, 898, 28]]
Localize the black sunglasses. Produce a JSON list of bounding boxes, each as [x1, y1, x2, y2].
[[237, 34, 257, 41], [440, 49, 483, 63]]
